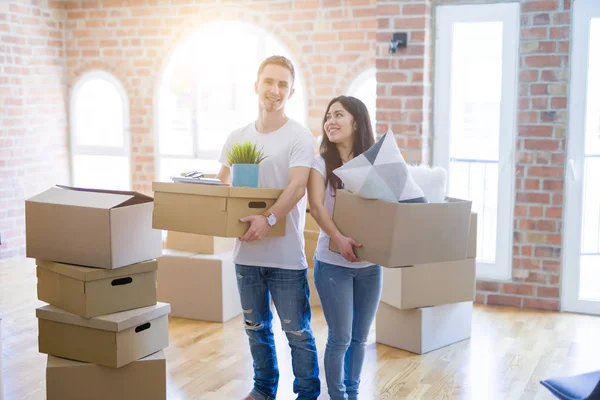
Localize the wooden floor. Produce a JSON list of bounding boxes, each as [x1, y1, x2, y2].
[[1, 258, 600, 400]]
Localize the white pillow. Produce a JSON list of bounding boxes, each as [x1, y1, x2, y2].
[[407, 164, 447, 203], [332, 131, 426, 203]]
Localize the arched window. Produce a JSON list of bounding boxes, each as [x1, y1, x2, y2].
[[70, 71, 131, 190], [347, 68, 377, 135], [156, 21, 308, 181]]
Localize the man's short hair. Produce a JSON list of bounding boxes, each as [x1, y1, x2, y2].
[[256, 55, 295, 86]]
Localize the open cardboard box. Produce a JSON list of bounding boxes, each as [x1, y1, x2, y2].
[[37, 303, 170, 368], [37, 259, 158, 318], [25, 186, 162, 269], [329, 190, 472, 268], [46, 351, 166, 400], [152, 182, 286, 238]]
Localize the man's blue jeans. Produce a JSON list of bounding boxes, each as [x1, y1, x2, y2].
[[235, 264, 321, 400], [314, 260, 383, 400]]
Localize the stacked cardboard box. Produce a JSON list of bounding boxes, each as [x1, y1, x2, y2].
[[304, 210, 321, 307], [158, 232, 242, 322], [25, 186, 169, 399], [329, 190, 476, 354], [375, 213, 478, 354]]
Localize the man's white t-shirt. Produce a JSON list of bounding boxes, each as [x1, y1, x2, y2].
[[219, 118, 314, 270], [310, 155, 372, 269]]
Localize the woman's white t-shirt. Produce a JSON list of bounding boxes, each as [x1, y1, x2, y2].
[[310, 155, 372, 269]]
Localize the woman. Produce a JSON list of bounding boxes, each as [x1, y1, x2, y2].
[[307, 96, 382, 400]]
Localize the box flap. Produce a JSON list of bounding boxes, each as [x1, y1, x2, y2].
[[152, 181, 230, 197], [57, 185, 153, 207], [27, 186, 135, 210], [36, 302, 170, 332], [36, 259, 158, 282]]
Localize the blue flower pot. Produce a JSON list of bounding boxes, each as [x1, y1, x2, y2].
[[232, 164, 259, 188]]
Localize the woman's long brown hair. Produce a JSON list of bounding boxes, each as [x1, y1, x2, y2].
[[320, 95, 376, 194]]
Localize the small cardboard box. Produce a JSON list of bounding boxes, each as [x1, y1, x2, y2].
[[46, 351, 166, 400], [166, 231, 235, 254], [329, 190, 472, 268], [37, 259, 158, 318], [304, 230, 318, 270], [152, 182, 286, 238], [37, 303, 170, 368], [380, 258, 475, 310], [26, 186, 162, 269], [376, 301, 473, 354], [157, 250, 241, 322], [468, 212, 478, 259]]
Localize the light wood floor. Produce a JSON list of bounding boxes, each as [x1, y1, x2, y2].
[[1, 258, 600, 400]]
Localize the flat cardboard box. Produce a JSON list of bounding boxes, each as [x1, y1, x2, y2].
[[329, 190, 472, 268], [37, 259, 158, 318], [152, 182, 286, 238], [380, 258, 475, 310], [157, 250, 241, 322], [26, 186, 162, 269], [376, 301, 473, 354], [37, 303, 170, 368], [307, 267, 321, 307], [46, 351, 166, 400], [166, 231, 235, 254]]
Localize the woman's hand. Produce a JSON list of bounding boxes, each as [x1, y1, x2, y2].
[[333, 234, 362, 263]]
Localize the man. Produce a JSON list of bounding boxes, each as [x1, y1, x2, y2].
[[216, 55, 320, 400]]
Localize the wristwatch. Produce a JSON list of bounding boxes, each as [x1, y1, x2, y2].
[[262, 211, 277, 227]]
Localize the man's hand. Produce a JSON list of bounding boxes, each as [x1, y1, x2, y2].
[[239, 215, 270, 242]]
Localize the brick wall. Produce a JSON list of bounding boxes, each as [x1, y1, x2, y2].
[[0, 0, 70, 259], [63, 0, 378, 194], [377, 0, 570, 311]]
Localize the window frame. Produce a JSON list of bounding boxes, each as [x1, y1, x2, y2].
[[433, 3, 520, 280]]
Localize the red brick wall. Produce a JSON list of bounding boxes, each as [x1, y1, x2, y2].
[[63, 0, 378, 194], [0, 0, 70, 259], [378, 0, 570, 311]]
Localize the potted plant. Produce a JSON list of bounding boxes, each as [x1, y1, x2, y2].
[[226, 141, 268, 188]]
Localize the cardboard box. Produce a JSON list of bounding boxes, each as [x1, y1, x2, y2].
[[329, 190, 472, 268], [157, 250, 241, 322], [376, 301, 473, 354], [166, 231, 235, 254], [304, 231, 318, 270], [468, 212, 478, 259], [380, 258, 475, 310], [37, 259, 158, 318], [46, 351, 166, 400], [307, 266, 321, 307], [37, 303, 170, 368], [152, 182, 286, 238], [26, 186, 162, 269], [305, 210, 319, 232]]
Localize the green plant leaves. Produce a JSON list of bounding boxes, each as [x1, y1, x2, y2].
[[226, 141, 268, 165]]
